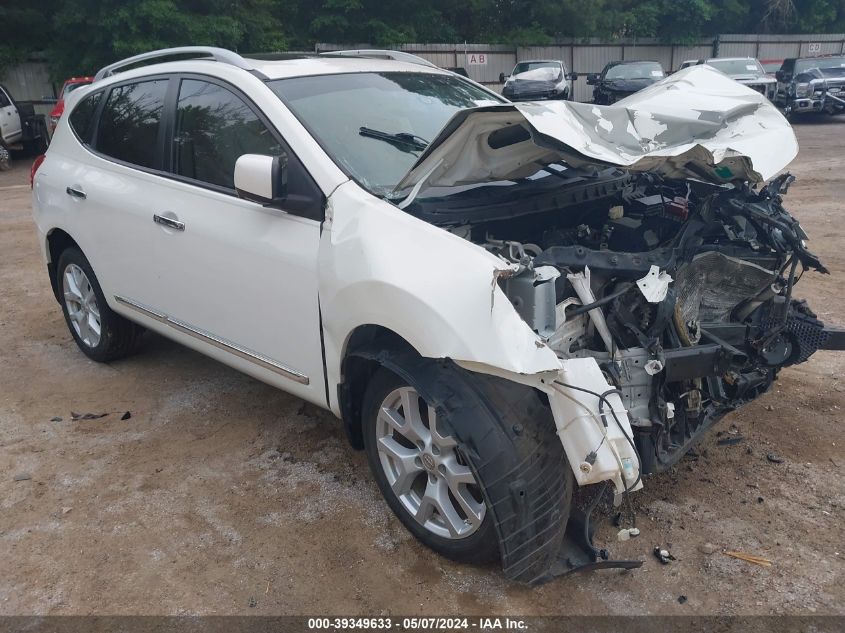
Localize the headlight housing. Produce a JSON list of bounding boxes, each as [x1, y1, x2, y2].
[[794, 82, 812, 98]]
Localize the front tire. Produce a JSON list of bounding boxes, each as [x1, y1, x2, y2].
[[363, 368, 499, 563], [361, 359, 573, 581], [57, 247, 142, 362]]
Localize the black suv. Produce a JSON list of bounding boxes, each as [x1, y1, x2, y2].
[[775, 55, 845, 117], [587, 61, 665, 105]]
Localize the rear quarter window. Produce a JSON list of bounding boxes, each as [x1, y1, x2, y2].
[[68, 91, 103, 144]]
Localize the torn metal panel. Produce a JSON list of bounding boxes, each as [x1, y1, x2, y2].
[[394, 65, 797, 197]]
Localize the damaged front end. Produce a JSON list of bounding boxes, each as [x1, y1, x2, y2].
[[391, 65, 842, 579]]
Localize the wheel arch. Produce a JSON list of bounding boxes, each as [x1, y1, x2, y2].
[[337, 323, 422, 450], [45, 228, 81, 303]]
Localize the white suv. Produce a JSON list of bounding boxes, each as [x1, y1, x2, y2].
[[32, 49, 836, 583]]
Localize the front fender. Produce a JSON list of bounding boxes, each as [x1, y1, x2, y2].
[[319, 182, 561, 405]]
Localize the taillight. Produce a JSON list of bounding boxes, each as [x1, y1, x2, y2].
[[30, 154, 46, 189]]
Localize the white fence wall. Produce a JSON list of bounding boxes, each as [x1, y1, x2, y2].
[[319, 34, 845, 102], [4, 35, 844, 110]]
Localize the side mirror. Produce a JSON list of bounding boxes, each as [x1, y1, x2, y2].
[[567, 72, 579, 81], [234, 153, 288, 206], [586, 73, 599, 85], [499, 72, 506, 83]]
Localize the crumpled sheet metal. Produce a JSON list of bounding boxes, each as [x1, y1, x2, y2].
[[396, 65, 797, 194], [520, 65, 797, 183]]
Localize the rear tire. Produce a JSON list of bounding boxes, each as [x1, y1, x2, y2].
[[56, 247, 142, 362], [0, 142, 10, 171]]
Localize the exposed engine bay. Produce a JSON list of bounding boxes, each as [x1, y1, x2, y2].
[[410, 167, 838, 476]]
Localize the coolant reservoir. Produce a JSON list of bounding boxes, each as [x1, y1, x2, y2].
[[548, 357, 643, 495]]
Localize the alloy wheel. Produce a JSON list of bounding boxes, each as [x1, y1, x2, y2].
[[62, 263, 101, 347], [375, 386, 486, 539]]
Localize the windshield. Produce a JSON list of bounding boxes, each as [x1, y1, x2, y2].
[[269, 72, 502, 197], [605, 62, 664, 81], [512, 61, 561, 78], [62, 81, 91, 98], [706, 59, 764, 76], [796, 56, 845, 73]]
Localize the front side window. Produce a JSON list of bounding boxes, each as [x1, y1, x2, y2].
[[0, 88, 10, 108], [173, 79, 282, 189], [269, 72, 502, 197], [96, 79, 168, 169], [68, 91, 102, 143]]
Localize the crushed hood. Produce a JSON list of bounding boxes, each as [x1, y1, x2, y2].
[[394, 65, 797, 199]]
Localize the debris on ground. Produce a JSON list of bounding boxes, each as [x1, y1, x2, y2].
[[617, 527, 640, 542], [13, 473, 32, 481], [654, 547, 676, 564], [724, 551, 773, 567], [121, 411, 131, 420], [717, 436, 744, 446], [698, 542, 717, 555], [71, 412, 109, 421], [678, 595, 688, 604], [50, 416, 62, 422], [766, 453, 785, 464], [61, 507, 72, 515], [248, 597, 257, 608]]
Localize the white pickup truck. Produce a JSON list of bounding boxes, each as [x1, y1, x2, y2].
[[0, 83, 50, 170]]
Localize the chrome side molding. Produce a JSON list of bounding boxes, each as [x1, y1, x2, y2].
[[114, 295, 310, 385]]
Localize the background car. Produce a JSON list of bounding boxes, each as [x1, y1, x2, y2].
[[701, 58, 775, 99], [775, 55, 845, 117], [499, 59, 576, 101], [587, 60, 665, 104], [48, 76, 94, 133]]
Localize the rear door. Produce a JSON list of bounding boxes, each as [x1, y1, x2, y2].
[[62, 77, 172, 308], [147, 76, 327, 404], [0, 85, 22, 144]]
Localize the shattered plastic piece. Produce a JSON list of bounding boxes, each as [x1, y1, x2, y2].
[[121, 411, 132, 420], [637, 266, 673, 303], [50, 416, 62, 422], [644, 359, 664, 376], [767, 453, 785, 464], [653, 547, 676, 564], [678, 595, 688, 604]]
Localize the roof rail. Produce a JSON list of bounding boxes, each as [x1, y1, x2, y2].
[[320, 49, 437, 69], [94, 46, 258, 81]]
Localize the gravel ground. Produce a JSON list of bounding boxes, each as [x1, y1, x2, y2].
[[1, 119, 843, 616]]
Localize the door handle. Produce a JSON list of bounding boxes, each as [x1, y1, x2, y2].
[[66, 186, 86, 199], [153, 214, 185, 231]]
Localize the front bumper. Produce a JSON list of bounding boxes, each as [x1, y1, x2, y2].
[[786, 90, 845, 113]]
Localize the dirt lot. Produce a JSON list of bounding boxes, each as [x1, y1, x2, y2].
[[1, 120, 844, 616]]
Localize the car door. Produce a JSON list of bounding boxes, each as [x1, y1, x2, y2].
[[63, 77, 172, 310], [0, 85, 22, 144], [148, 76, 326, 404]]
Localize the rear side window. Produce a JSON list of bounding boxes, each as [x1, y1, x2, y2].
[[173, 79, 282, 189], [68, 92, 102, 143], [96, 79, 168, 169]]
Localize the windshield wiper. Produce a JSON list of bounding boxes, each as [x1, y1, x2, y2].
[[359, 126, 429, 152]]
